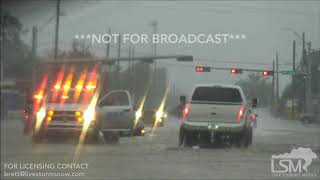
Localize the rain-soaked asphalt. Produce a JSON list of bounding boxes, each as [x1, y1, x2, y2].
[[1, 109, 320, 179]]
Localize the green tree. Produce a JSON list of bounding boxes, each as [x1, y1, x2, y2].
[[2, 12, 33, 79], [235, 73, 273, 107]]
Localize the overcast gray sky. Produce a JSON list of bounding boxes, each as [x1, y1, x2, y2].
[[5, 0, 320, 95]]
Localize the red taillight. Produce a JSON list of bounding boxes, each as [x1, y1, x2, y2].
[[237, 105, 245, 122], [182, 102, 190, 119]]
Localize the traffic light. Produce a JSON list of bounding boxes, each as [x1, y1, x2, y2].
[[196, 66, 210, 72], [230, 68, 243, 75], [262, 70, 274, 76]]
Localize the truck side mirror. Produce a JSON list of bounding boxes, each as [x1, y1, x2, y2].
[[252, 98, 258, 108], [180, 96, 186, 106]]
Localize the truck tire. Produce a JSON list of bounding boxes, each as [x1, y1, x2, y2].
[[85, 130, 100, 144], [301, 116, 312, 124], [103, 132, 119, 144], [159, 120, 164, 127], [179, 128, 195, 147], [243, 127, 252, 148], [179, 127, 184, 146], [234, 134, 243, 148], [199, 132, 211, 148], [32, 130, 45, 143], [132, 128, 144, 136]]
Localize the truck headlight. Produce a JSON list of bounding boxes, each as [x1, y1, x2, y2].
[[135, 110, 142, 120], [163, 112, 167, 118], [156, 111, 163, 119], [35, 107, 46, 132], [37, 108, 46, 121], [83, 108, 95, 122]]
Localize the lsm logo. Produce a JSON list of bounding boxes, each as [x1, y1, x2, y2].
[[271, 147, 317, 177]]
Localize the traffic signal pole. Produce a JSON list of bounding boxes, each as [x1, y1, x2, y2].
[[276, 53, 279, 105], [272, 60, 275, 108], [292, 40, 296, 119]]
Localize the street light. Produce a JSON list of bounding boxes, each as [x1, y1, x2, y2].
[[281, 27, 310, 47], [281, 27, 302, 41]]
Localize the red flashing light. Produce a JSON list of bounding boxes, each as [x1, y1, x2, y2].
[[63, 85, 70, 89], [86, 85, 96, 89], [33, 94, 43, 100], [54, 85, 60, 90], [76, 85, 83, 89], [61, 95, 69, 99]]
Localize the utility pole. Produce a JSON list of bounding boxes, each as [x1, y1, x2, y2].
[[151, 20, 158, 56], [150, 20, 158, 94], [127, 44, 132, 92], [130, 46, 135, 93], [31, 26, 38, 92], [116, 34, 121, 88], [128, 44, 132, 75], [272, 60, 275, 108], [104, 28, 111, 93], [106, 28, 111, 58], [127, 45, 131, 76], [32, 26, 38, 60], [292, 40, 296, 119], [302, 32, 307, 113], [306, 41, 312, 115], [117, 34, 121, 65], [54, 0, 61, 60], [0, 0, 4, 81], [276, 52, 279, 106]]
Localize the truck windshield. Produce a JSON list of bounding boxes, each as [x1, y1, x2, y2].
[[192, 87, 242, 103], [100, 91, 129, 106]]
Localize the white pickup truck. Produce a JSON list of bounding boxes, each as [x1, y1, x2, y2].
[[31, 89, 99, 142], [32, 89, 144, 143], [96, 90, 145, 140], [179, 84, 257, 148]]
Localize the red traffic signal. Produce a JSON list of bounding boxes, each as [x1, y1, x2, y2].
[[230, 68, 243, 75], [262, 70, 274, 76], [196, 66, 210, 72]]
